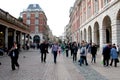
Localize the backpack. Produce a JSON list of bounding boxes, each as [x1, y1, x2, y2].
[[81, 47, 85, 54]]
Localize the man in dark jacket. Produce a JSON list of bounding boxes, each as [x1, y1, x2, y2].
[[72, 42, 78, 62], [91, 43, 97, 63], [102, 43, 111, 66], [9, 42, 19, 70], [40, 41, 48, 63], [65, 43, 69, 57]]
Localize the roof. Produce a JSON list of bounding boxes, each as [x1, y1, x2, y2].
[[26, 4, 43, 11]]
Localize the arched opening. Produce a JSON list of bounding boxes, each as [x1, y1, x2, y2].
[[117, 9, 120, 20], [102, 15, 112, 43], [33, 35, 40, 44], [88, 26, 92, 43], [94, 22, 100, 45]]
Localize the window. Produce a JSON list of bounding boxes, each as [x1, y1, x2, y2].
[[104, 0, 109, 5], [26, 19, 30, 25], [35, 12, 39, 19], [35, 26, 39, 33], [94, 0, 99, 13], [35, 19, 39, 25], [83, 11, 86, 22], [87, 5, 91, 19], [27, 13, 30, 19], [33, 4, 36, 7]]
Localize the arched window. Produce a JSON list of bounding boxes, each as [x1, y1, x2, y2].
[[33, 35, 40, 43]]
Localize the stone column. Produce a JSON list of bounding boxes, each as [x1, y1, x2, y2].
[[19, 32, 22, 50], [24, 34, 26, 45], [27, 34, 30, 46], [99, 27, 106, 53], [92, 29, 95, 43], [14, 30, 16, 42], [5, 27, 8, 48], [86, 29, 88, 43], [116, 20, 120, 45], [111, 19, 120, 45]]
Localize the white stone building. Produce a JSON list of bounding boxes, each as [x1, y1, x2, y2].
[[69, 0, 120, 51]]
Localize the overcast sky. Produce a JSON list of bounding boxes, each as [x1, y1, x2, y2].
[[0, 0, 75, 37]]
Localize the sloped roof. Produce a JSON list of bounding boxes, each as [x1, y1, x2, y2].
[[27, 4, 43, 11]]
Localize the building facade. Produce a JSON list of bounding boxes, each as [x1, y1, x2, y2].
[[64, 24, 72, 43], [0, 9, 30, 50], [68, 0, 120, 50], [21, 4, 49, 44]]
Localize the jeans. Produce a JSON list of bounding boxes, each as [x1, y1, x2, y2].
[[53, 51, 57, 63], [79, 56, 88, 66]]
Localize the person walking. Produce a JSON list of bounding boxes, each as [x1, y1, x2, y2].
[[72, 42, 78, 62], [65, 43, 69, 57], [91, 43, 97, 63], [70, 42, 74, 56], [52, 42, 59, 64], [39, 41, 48, 63], [102, 43, 111, 67], [110, 45, 119, 67], [8, 42, 19, 71], [79, 42, 88, 66]]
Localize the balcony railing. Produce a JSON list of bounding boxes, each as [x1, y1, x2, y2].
[[0, 9, 30, 31]]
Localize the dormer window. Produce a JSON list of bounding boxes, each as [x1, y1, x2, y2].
[[33, 4, 36, 8]]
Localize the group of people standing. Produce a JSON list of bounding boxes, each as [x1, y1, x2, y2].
[[102, 43, 119, 67]]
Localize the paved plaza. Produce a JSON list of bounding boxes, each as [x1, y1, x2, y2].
[[0, 49, 120, 80]]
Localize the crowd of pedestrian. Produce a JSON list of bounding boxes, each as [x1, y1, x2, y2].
[[60, 40, 120, 67], [2, 40, 120, 71]]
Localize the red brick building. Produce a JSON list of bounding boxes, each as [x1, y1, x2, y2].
[[21, 4, 49, 44]]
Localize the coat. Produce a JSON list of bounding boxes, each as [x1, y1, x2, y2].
[[80, 46, 87, 56], [91, 45, 97, 55], [40, 43, 48, 53], [73, 45, 78, 54], [102, 45, 111, 59], [110, 48, 118, 59], [9, 48, 19, 59]]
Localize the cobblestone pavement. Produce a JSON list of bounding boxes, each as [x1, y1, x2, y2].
[[0, 49, 84, 80], [0, 49, 120, 80]]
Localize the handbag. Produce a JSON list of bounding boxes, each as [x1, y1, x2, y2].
[[116, 58, 119, 63]]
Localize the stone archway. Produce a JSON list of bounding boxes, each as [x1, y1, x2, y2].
[[33, 35, 40, 44], [94, 22, 100, 45], [88, 26, 92, 43], [102, 15, 112, 43], [84, 29, 86, 41], [117, 9, 120, 20]]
